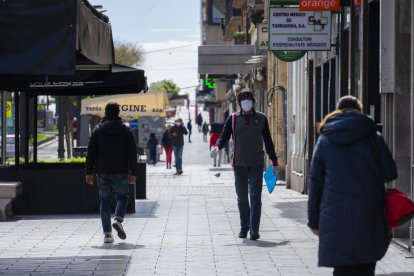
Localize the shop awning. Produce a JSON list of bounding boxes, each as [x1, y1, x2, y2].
[[81, 91, 168, 117], [0, 64, 147, 95], [0, 0, 148, 96], [198, 45, 255, 78], [0, 0, 114, 76]]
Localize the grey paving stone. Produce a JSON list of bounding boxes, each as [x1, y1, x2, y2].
[[0, 125, 414, 276]]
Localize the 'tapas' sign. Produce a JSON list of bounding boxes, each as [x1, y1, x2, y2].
[[299, 0, 340, 11]]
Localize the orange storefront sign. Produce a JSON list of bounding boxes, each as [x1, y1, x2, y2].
[[354, 0, 361, 5], [299, 0, 340, 11]]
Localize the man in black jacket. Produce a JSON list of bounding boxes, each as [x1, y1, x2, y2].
[[170, 118, 188, 175], [86, 103, 137, 244]]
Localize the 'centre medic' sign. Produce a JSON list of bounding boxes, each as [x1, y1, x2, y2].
[[269, 7, 332, 51]]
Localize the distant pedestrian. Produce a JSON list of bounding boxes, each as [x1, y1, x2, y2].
[[85, 102, 137, 244], [170, 118, 188, 175], [210, 132, 221, 167], [308, 96, 397, 276], [211, 90, 278, 241], [196, 113, 203, 132], [71, 117, 78, 147], [202, 122, 209, 142], [162, 125, 173, 169], [187, 119, 192, 143], [147, 133, 159, 165]]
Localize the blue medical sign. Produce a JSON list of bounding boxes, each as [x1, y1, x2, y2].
[[130, 119, 138, 129]]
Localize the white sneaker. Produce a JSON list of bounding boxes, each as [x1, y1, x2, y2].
[[104, 235, 114, 243], [112, 219, 126, 240]]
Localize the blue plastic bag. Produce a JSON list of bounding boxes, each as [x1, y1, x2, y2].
[[264, 164, 277, 194]]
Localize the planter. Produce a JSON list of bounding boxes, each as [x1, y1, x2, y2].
[[0, 163, 139, 215], [233, 32, 246, 45]]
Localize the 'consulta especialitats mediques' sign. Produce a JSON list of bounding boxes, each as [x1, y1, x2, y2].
[[269, 7, 332, 51]]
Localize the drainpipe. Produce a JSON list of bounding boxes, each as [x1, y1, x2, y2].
[[1, 91, 6, 166], [267, 84, 287, 184], [410, 0, 414, 252]]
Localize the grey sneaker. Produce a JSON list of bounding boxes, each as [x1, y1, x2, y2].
[[104, 234, 114, 243], [112, 219, 126, 240]]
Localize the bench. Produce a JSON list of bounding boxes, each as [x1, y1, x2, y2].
[[0, 182, 22, 220]]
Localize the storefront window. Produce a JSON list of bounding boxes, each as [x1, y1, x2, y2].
[[0, 92, 15, 165], [343, 7, 351, 29], [353, 7, 361, 97]]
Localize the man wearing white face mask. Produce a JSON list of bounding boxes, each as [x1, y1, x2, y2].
[[210, 90, 278, 240]]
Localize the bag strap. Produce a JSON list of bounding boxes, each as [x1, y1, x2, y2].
[[232, 112, 237, 166]]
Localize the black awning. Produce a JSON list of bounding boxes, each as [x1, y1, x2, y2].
[[0, 64, 147, 95], [0, 0, 114, 76]]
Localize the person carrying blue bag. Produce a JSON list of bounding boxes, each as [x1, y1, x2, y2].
[[210, 89, 278, 241]]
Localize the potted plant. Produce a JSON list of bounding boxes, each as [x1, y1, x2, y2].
[[233, 31, 246, 45]]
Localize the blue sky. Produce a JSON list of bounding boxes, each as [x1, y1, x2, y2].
[[88, 0, 201, 94]]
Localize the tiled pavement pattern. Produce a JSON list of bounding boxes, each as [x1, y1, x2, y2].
[[1, 110, 414, 275]]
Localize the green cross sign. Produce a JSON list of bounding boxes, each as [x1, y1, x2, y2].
[[204, 78, 217, 89]]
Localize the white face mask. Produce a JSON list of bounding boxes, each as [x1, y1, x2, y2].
[[241, 100, 253, 112]]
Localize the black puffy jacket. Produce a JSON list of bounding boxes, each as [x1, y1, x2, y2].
[[308, 111, 397, 267], [86, 116, 137, 176]]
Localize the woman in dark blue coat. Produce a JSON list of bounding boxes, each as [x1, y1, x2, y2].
[[308, 96, 397, 276]]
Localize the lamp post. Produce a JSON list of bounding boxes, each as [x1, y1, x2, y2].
[[57, 96, 65, 159]]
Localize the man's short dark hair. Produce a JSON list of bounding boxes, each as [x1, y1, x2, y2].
[[237, 89, 256, 105], [105, 102, 120, 116]]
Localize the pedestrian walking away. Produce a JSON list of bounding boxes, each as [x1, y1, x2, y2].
[[85, 102, 137, 244], [308, 96, 398, 276], [147, 132, 159, 165], [162, 125, 174, 169], [187, 119, 192, 143], [170, 118, 188, 175], [196, 113, 203, 132], [210, 131, 221, 167], [211, 89, 278, 241], [202, 122, 209, 142]]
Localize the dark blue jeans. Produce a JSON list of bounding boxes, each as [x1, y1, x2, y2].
[[233, 165, 263, 233], [97, 173, 129, 234], [149, 149, 157, 164], [173, 145, 184, 170]]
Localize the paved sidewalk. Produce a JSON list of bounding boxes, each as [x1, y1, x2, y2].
[[0, 109, 414, 275]]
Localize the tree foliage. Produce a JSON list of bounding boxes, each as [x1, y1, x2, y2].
[[149, 80, 180, 95], [114, 41, 145, 67]]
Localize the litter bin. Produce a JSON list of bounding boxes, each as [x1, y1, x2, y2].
[[136, 160, 146, 199]]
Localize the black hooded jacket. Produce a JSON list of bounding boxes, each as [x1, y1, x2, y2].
[[308, 111, 397, 267], [86, 116, 137, 176]]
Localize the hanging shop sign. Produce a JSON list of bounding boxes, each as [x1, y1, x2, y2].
[[354, 0, 361, 5], [269, 7, 332, 51], [299, 0, 340, 11], [257, 23, 269, 51], [272, 51, 306, 62]]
